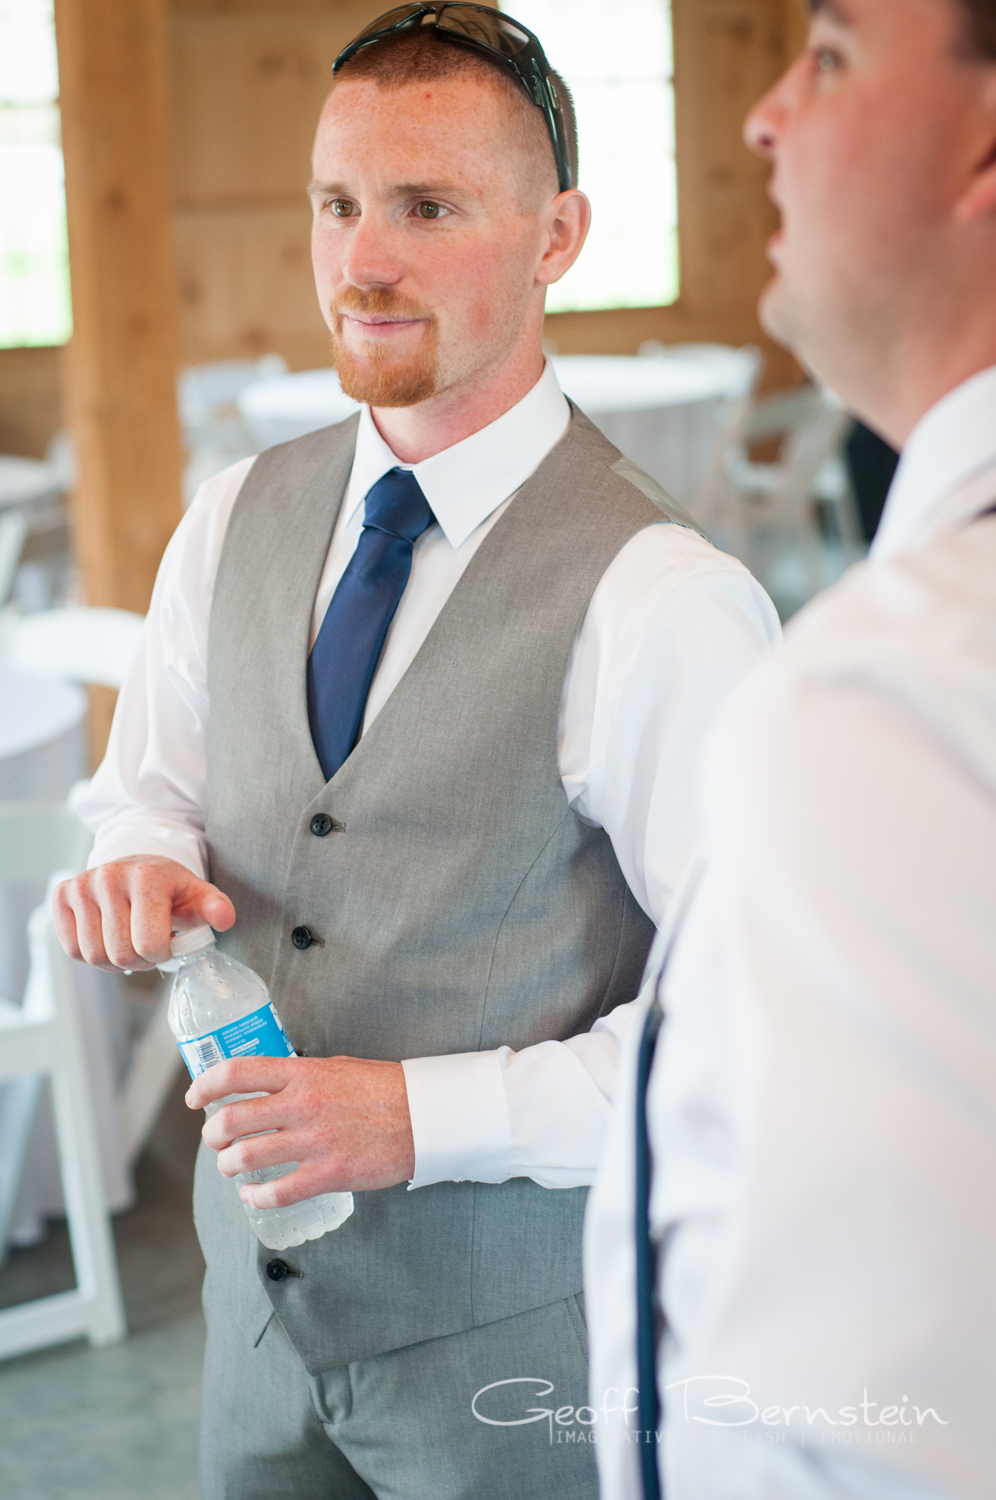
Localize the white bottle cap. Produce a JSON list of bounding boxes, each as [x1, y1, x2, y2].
[[169, 924, 216, 959]]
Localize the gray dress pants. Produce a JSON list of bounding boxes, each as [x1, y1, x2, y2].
[[200, 1268, 599, 1500]]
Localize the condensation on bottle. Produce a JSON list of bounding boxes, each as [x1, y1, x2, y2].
[[164, 924, 354, 1251]]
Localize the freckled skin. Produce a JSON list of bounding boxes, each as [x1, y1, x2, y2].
[[308, 74, 590, 463]]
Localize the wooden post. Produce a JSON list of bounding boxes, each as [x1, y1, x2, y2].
[[54, 0, 183, 619], [785, 0, 810, 58], [54, 0, 184, 764]]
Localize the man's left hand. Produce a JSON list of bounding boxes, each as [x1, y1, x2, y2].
[[187, 1056, 416, 1205]]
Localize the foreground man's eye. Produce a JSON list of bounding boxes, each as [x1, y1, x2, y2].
[[416, 201, 447, 219], [813, 47, 842, 73], [331, 199, 356, 217]]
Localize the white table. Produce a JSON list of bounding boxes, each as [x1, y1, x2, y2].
[[236, 347, 759, 506], [0, 665, 87, 811], [0, 455, 71, 612], [553, 351, 755, 505], [0, 667, 132, 1245], [0, 456, 64, 512], [238, 368, 361, 451]]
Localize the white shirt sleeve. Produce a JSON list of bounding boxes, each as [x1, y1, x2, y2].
[[642, 658, 996, 1498], [403, 527, 780, 1189], [73, 457, 256, 877]]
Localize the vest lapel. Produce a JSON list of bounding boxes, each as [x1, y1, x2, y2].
[[221, 415, 359, 800]]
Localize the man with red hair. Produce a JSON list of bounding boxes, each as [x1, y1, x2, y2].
[[57, 9, 777, 1497]]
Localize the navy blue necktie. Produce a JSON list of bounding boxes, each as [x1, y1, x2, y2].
[[307, 468, 434, 780]]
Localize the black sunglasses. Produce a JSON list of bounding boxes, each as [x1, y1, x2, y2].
[[333, 3, 574, 193]]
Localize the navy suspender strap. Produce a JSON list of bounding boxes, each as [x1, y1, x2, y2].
[[634, 867, 702, 1500], [635, 988, 665, 1500]]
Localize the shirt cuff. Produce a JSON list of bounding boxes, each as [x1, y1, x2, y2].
[[85, 833, 207, 878], [401, 1051, 512, 1189]]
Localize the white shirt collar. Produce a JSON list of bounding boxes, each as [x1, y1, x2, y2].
[[872, 362, 996, 561], [344, 359, 571, 550]]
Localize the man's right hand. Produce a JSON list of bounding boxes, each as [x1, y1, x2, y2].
[[53, 856, 236, 972]]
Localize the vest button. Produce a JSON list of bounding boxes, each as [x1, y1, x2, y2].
[[291, 925, 314, 950], [310, 813, 334, 837], [266, 1258, 290, 1282]]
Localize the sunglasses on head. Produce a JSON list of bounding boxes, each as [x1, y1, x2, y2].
[[333, 3, 574, 193]]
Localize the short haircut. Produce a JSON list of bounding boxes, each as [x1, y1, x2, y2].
[[332, 27, 579, 196], [958, 0, 996, 58]]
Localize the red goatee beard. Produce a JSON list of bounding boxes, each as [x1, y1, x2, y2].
[[329, 287, 440, 408]]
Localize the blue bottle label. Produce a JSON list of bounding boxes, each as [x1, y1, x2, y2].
[[177, 1001, 295, 1079]]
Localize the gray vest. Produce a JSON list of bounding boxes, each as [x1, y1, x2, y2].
[[197, 404, 703, 1372]]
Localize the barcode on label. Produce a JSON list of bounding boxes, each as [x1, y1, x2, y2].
[[194, 1034, 225, 1072]]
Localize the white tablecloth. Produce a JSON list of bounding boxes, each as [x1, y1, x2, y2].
[[237, 348, 756, 506], [553, 352, 752, 505], [0, 665, 86, 772], [0, 667, 132, 1245], [0, 666, 88, 1008], [0, 456, 64, 512]]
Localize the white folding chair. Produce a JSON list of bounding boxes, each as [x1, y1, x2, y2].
[[0, 881, 126, 1359], [0, 512, 28, 609], [1, 606, 183, 1180], [0, 451, 72, 614], [0, 797, 180, 1247], [679, 346, 764, 501], [694, 385, 863, 615], [178, 354, 286, 505], [638, 342, 765, 509], [733, 390, 858, 530], [0, 800, 95, 1262]]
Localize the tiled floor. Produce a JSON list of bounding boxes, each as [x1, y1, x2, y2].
[[0, 1074, 206, 1500]]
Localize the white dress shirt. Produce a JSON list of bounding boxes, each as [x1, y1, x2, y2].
[[585, 363, 996, 1500], [76, 361, 779, 1191]]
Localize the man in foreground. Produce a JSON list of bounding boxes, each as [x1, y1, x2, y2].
[[586, 0, 996, 1496], [54, 8, 776, 1498]]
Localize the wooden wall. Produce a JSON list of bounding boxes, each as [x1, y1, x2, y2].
[[171, 0, 375, 369], [0, 0, 809, 458], [0, 346, 65, 458]]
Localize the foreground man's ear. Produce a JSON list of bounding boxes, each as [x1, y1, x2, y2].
[[954, 78, 996, 222]]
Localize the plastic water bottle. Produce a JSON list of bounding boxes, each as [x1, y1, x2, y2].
[[165, 924, 354, 1250]]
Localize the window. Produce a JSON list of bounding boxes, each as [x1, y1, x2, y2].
[[0, 0, 71, 348], [501, 0, 677, 313]]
